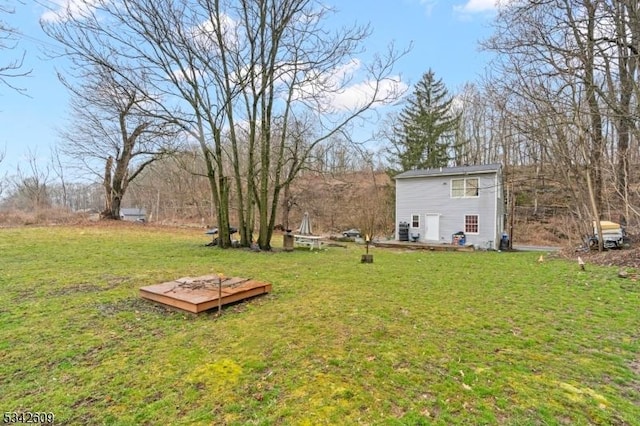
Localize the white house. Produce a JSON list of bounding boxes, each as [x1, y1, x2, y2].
[[394, 164, 505, 249]]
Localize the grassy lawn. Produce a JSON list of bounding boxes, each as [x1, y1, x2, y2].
[[0, 224, 638, 425]]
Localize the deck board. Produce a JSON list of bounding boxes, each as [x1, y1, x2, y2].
[[372, 241, 475, 251], [140, 275, 272, 313]]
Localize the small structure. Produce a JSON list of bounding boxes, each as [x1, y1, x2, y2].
[[294, 212, 322, 250], [283, 229, 294, 252], [205, 226, 238, 246], [120, 207, 146, 222], [140, 274, 272, 314], [394, 164, 505, 249], [589, 220, 624, 249]]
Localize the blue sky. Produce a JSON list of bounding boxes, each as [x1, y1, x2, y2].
[[0, 0, 499, 178]]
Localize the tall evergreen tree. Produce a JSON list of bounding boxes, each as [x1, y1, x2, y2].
[[387, 69, 460, 174]]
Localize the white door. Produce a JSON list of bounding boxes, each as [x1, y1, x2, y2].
[[425, 214, 440, 241]]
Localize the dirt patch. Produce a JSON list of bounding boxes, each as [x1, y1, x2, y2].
[[559, 246, 640, 270], [96, 297, 177, 316], [48, 283, 111, 297], [47, 277, 127, 297], [628, 358, 640, 405]]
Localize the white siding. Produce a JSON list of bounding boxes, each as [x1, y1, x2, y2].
[[396, 171, 503, 247]]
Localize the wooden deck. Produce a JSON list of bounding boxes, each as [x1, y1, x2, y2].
[[140, 275, 272, 313], [373, 240, 475, 252]]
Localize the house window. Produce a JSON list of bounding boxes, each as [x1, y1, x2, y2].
[[465, 215, 479, 234], [451, 178, 479, 198], [411, 214, 420, 228]]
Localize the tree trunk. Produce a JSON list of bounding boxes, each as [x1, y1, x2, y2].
[[615, 0, 635, 218], [217, 175, 231, 248], [584, 0, 605, 216], [585, 164, 604, 252], [281, 183, 292, 231], [103, 156, 114, 217]]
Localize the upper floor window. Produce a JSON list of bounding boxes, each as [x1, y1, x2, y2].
[[451, 178, 479, 198]]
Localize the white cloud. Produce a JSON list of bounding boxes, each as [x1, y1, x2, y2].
[[40, 0, 102, 23], [330, 76, 408, 111], [192, 14, 238, 50], [326, 60, 408, 111], [286, 58, 407, 113], [419, 0, 438, 16], [454, 0, 500, 14]]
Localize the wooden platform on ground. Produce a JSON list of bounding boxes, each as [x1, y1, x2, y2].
[[140, 275, 272, 313], [373, 240, 475, 252]]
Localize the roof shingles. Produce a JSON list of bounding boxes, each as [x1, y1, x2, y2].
[[394, 163, 501, 179]]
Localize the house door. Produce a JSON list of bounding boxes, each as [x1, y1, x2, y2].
[[425, 214, 439, 241]]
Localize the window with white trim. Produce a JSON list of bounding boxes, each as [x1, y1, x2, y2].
[[465, 215, 479, 234], [411, 214, 420, 228], [451, 178, 479, 198]]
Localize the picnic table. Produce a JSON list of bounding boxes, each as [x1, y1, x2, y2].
[[205, 226, 238, 246], [293, 235, 322, 250]]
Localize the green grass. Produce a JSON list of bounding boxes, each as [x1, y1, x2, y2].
[[1, 224, 638, 425]]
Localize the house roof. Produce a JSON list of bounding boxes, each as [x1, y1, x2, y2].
[[394, 163, 502, 180]]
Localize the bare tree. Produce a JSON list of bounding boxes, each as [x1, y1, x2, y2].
[[8, 149, 51, 211], [126, 149, 213, 223], [455, 83, 504, 166], [481, 0, 640, 249], [0, 145, 6, 199], [593, 0, 640, 223], [1, 0, 30, 93], [43, 0, 408, 249], [56, 66, 181, 219], [49, 146, 69, 209]]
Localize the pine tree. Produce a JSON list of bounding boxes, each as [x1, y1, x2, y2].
[[387, 69, 460, 174]]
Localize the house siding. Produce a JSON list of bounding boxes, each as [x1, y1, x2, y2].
[[395, 166, 503, 248]]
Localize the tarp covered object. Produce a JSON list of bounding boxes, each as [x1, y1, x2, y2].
[[298, 212, 313, 235]]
